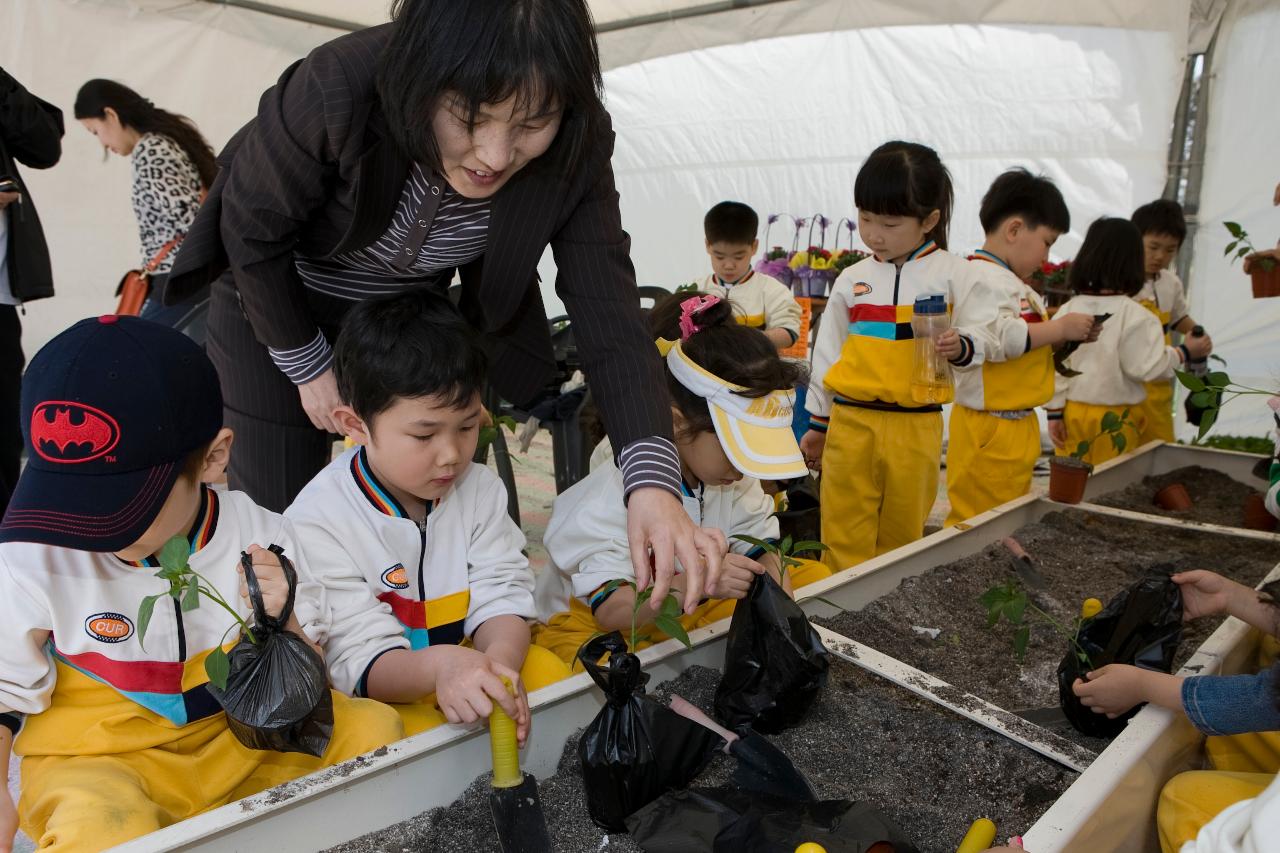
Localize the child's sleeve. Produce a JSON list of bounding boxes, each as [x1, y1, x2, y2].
[[761, 278, 802, 343], [950, 266, 1026, 368], [1047, 298, 1073, 412], [1181, 667, 1280, 736], [805, 272, 852, 429], [285, 517, 410, 698], [0, 557, 57, 718], [726, 480, 782, 556], [543, 471, 637, 610], [464, 475, 537, 637], [1120, 306, 1184, 383]]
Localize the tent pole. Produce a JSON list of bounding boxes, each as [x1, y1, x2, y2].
[[205, 0, 361, 31], [1173, 14, 1224, 286]]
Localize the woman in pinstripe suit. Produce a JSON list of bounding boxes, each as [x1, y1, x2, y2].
[[166, 0, 725, 609]]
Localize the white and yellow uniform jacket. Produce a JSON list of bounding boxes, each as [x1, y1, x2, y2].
[[0, 487, 302, 754], [952, 251, 1054, 414], [286, 448, 535, 697], [806, 241, 1002, 425], [535, 462, 778, 620], [1134, 268, 1190, 339], [696, 271, 802, 343], [1049, 294, 1187, 408]]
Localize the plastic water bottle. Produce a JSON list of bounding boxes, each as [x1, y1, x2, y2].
[[910, 293, 954, 404], [1184, 325, 1209, 378]]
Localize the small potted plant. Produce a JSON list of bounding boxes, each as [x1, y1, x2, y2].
[[1224, 221, 1280, 299], [1176, 368, 1278, 440], [1029, 260, 1072, 312], [1048, 408, 1137, 503]]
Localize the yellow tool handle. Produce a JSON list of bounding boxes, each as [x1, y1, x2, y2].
[[794, 844, 828, 853], [956, 818, 996, 853], [489, 677, 522, 789], [1081, 597, 1102, 619]]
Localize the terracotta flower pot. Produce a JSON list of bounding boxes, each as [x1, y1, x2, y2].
[[1049, 456, 1093, 504], [1251, 264, 1280, 299], [1243, 494, 1278, 532], [1154, 483, 1194, 511]]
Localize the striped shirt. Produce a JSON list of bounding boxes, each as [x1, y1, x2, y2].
[[269, 164, 489, 383]]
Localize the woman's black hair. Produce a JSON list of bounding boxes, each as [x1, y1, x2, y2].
[[854, 140, 953, 250], [378, 0, 605, 175], [74, 80, 216, 189], [649, 293, 806, 437], [335, 288, 486, 423], [1068, 218, 1145, 297]]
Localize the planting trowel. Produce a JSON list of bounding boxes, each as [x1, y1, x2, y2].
[[489, 684, 551, 853], [1053, 313, 1110, 377], [1001, 537, 1045, 590]]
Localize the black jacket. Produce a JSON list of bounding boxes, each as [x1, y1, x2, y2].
[[0, 68, 64, 303], [168, 24, 670, 445]]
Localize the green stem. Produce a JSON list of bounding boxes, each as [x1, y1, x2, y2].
[[192, 576, 257, 645], [1026, 602, 1094, 671]]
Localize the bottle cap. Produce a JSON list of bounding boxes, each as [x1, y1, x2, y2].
[[913, 293, 948, 314]]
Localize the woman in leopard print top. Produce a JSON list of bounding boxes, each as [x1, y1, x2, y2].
[[75, 80, 215, 325]]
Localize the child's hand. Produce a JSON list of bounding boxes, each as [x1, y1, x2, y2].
[[1053, 312, 1099, 344], [433, 645, 529, 745], [238, 544, 290, 619], [1047, 418, 1067, 450], [0, 786, 16, 853], [713, 553, 766, 599], [800, 429, 826, 471], [1184, 332, 1213, 360], [1071, 664, 1149, 717], [1173, 570, 1237, 620], [934, 329, 963, 360]]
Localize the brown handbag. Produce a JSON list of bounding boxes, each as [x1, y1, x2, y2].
[[115, 237, 182, 317]]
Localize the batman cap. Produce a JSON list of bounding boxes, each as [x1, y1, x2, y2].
[[1, 315, 223, 551]]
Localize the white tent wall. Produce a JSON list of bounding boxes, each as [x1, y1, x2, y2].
[[1180, 0, 1280, 441]]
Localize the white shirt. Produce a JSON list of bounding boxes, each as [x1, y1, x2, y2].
[[695, 271, 802, 339], [0, 206, 15, 306]]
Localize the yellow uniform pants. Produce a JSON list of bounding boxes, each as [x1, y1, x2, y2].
[[1138, 379, 1176, 445], [18, 674, 403, 852], [820, 404, 942, 570], [944, 407, 1040, 527], [532, 559, 832, 670], [1058, 400, 1145, 467], [390, 644, 573, 735], [1157, 770, 1273, 853]]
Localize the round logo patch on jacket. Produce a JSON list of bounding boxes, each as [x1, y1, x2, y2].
[[85, 612, 135, 643], [381, 564, 409, 590]]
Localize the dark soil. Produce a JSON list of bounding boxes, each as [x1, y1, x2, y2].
[[329, 661, 1074, 853], [814, 508, 1280, 751], [1094, 465, 1268, 529]]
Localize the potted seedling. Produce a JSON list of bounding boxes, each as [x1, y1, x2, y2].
[[1224, 221, 1280, 299], [1048, 408, 1137, 504], [1177, 368, 1279, 440]]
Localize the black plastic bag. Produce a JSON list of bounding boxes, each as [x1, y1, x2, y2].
[[715, 572, 830, 733], [625, 788, 919, 853], [209, 546, 334, 757], [1057, 571, 1183, 738], [577, 632, 721, 831], [774, 476, 822, 550]]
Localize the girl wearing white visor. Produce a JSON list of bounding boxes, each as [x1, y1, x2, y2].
[[533, 294, 830, 667]]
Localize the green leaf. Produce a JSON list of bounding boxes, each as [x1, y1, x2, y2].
[[1112, 432, 1127, 453], [136, 594, 162, 651], [1198, 406, 1219, 437], [1238, 247, 1252, 259], [158, 536, 190, 574], [1100, 410, 1120, 431], [653, 615, 692, 649], [659, 593, 681, 619], [790, 540, 829, 554], [1177, 371, 1206, 392], [1013, 625, 1030, 661], [1189, 390, 1214, 408], [731, 534, 776, 554], [1004, 590, 1027, 625], [204, 647, 230, 691], [1224, 221, 1244, 238], [780, 535, 794, 556], [634, 586, 655, 608], [1209, 354, 1227, 365], [181, 581, 201, 612], [1223, 241, 1239, 256], [1074, 440, 1091, 458]]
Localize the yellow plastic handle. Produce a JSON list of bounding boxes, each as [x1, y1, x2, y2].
[[794, 844, 828, 853], [1081, 597, 1103, 619], [489, 677, 521, 789], [956, 818, 996, 853]]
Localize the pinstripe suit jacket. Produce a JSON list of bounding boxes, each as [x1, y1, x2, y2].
[[167, 24, 670, 446]]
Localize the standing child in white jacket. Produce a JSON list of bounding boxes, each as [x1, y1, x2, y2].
[[1048, 218, 1212, 464], [534, 293, 829, 668]]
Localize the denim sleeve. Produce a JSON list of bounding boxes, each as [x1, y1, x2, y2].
[[1181, 668, 1280, 736]]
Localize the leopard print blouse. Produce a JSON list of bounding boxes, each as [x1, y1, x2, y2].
[[130, 133, 202, 274]]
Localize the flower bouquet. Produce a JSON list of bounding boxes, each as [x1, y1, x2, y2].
[[755, 214, 803, 288], [790, 215, 838, 298]]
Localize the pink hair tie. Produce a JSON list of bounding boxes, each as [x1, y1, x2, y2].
[[678, 294, 722, 341]]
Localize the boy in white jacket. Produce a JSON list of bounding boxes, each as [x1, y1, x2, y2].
[[1047, 219, 1211, 465], [0, 317, 400, 852], [285, 290, 569, 739]]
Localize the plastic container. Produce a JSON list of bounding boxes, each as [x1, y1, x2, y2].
[[910, 293, 954, 405], [1048, 456, 1092, 504], [1154, 483, 1193, 511], [1243, 493, 1278, 532]]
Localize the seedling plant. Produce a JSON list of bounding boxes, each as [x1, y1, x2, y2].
[[730, 534, 828, 583], [1224, 222, 1278, 272], [1177, 368, 1277, 440], [593, 579, 692, 652], [1070, 408, 1137, 461], [981, 579, 1097, 670], [137, 535, 255, 690]]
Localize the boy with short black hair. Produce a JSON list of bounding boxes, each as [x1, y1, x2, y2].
[[285, 290, 569, 742], [0, 316, 401, 852], [946, 169, 1101, 524], [694, 200, 801, 350], [1130, 199, 1212, 444]]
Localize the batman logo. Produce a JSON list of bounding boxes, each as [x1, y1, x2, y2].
[[30, 401, 121, 463]]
